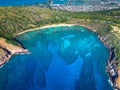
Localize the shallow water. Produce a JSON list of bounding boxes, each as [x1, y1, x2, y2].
[[0, 26, 113, 90]]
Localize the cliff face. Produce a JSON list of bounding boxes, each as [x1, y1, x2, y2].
[[0, 38, 25, 54], [0, 38, 28, 66], [0, 48, 7, 65]]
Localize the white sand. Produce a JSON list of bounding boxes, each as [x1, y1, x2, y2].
[[13, 24, 75, 37]]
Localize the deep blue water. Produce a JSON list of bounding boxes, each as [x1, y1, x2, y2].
[[0, 26, 113, 90], [0, 0, 67, 6], [0, 0, 47, 6], [0, 0, 84, 6], [0, 0, 120, 6]]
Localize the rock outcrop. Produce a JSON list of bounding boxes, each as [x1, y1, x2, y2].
[[0, 38, 29, 66]]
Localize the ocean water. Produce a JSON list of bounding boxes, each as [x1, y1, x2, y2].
[[0, 0, 47, 6], [0, 0, 67, 6], [53, 0, 84, 4], [0, 0, 82, 6], [0, 26, 113, 90], [1, 0, 119, 6]]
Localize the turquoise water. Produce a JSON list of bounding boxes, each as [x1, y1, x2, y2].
[[0, 26, 113, 90]]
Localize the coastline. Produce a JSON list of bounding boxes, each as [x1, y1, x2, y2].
[[98, 35, 119, 89], [1, 24, 119, 89], [13, 24, 75, 37], [0, 38, 29, 66], [82, 25, 120, 90], [80, 25, 119, 89]]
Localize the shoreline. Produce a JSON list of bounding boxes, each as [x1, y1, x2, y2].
[[1, 24, 119, 89], [13, 23, 97, 37], [0, 38, 29, 67], [98, 35, 119, 89], [81, 25, 119, 89], [0, 48, 29, 67], [13, 24, 75, 37]]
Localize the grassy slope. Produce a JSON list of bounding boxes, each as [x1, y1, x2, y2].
[[0, 6, 69, 38], [0, 6, 120, 65]]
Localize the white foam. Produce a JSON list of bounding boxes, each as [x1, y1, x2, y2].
[[108, 79, 113, 86]]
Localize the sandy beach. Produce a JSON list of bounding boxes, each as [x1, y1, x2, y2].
[[13, 23, 98, 38], [13, 24, 75, 37]]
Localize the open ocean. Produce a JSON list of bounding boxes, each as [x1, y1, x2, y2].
[[0, 0, 119, 6]]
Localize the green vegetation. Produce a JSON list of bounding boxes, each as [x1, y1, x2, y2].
[[5, 39, 19, 46], [0, 6, 120, 65], [71, 9, 120, 25]]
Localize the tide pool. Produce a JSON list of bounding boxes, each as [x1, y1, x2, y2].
[[0, 26, 113, 90]]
